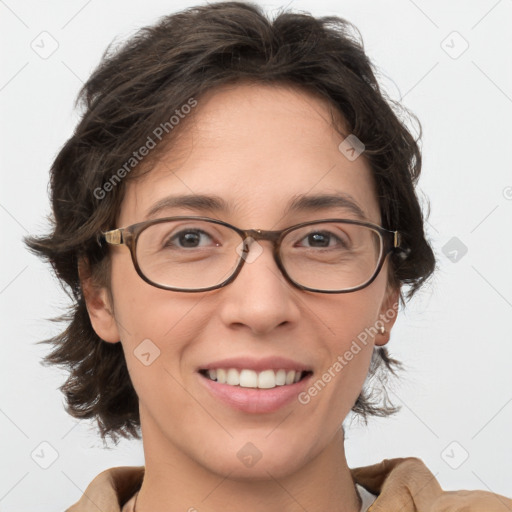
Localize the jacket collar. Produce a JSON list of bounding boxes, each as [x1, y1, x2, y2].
[[65, 457, 426, 511]]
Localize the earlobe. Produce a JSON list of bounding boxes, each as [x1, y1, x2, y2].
[[79, 259, 120, 344], [374, 287, 400, 347]]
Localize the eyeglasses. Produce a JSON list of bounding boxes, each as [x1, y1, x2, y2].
[[99, 216, 405, 293]]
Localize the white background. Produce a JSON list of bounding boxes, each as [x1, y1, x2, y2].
[[1, 1, 511, 510]]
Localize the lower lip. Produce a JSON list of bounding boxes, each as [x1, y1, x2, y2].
[[198, 372, 313, 414]]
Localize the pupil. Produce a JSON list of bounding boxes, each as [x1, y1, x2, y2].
[[180, 232, 200, 247], [309, 233, 329, 247]]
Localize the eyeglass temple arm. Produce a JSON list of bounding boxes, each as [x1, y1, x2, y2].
[[97, 228, 123, 247], [392, 231, 411, 260]]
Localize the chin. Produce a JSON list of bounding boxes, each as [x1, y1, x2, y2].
[[196, 436, 313, 480]]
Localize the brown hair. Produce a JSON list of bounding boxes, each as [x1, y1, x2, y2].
[[24, 1, 435, 442]]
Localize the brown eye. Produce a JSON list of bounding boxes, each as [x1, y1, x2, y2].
[[295, 229, 350, 250], [164, 229, 213, 249]]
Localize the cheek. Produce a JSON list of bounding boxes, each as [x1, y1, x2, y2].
[[109, 254, 158, 341], [322, 299, 376, 385], [109, 250, 193, 338], [108, 251, 212, 390], [301, 282, 386, 410], [314, 282, 385, 349], [108, 253, 180, 370]]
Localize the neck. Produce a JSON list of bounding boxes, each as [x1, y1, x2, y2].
[[134, 409, 361, 512]]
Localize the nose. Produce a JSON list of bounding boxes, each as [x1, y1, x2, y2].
[[217, 239, 301, 336]]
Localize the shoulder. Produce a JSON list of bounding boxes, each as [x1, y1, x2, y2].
[[351, 457, 512, 512], [66, 466, 144, 512]]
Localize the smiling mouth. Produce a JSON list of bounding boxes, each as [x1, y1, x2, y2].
[[198, 368, 313, 389]]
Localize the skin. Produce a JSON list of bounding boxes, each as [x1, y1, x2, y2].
[[82, 82, 399, 512]]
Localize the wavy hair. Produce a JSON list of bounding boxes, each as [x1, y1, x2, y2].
[[25, 1, 435, 441]]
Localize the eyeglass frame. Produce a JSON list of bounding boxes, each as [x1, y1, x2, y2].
[[98, 216, 405, 294]]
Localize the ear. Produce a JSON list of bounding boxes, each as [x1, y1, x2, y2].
[[78, 258, 120, 344], [374, 286, 400, 347]]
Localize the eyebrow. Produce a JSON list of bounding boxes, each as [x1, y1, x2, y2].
[[145, 194, 229, 219], [144, 192, 367, 221], [286, 193, 367, 220]]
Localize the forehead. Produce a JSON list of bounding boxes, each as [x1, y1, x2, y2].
[[118, 82, 380, 227]]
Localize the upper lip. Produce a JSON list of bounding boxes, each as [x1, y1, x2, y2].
[[198, 356, 313, 373]]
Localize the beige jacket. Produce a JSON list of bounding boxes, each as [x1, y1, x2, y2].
[[67, 457, 512, 511]]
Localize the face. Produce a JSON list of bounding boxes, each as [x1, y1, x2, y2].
[[86, 82, 399, 479]]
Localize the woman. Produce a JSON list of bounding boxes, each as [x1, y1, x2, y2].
[[25, 2, 511, 511]]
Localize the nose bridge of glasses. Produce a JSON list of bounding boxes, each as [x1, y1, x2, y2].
[[236, 228, 286, 282], [243, 228, 282, 245]]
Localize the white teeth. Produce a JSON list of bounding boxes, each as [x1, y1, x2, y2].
[[226, 368, 240, 386], [216, 368, 227, 384], [203, 368, 306, 389], [285, 370, 296, 385], [239, 369, 257, 388], [275, 369, 287, 385], [258, 369, 276, 389]]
